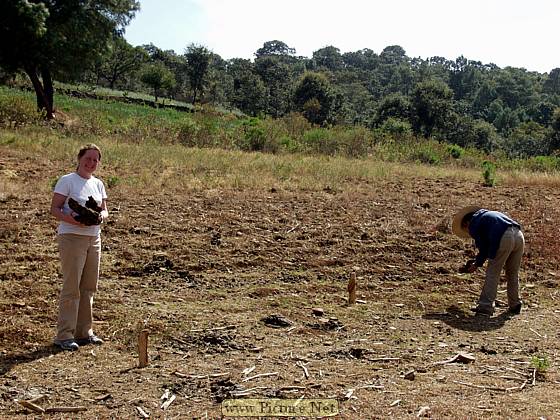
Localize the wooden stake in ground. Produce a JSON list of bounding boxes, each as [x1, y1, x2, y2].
[[348, 273, 357, 305], [138, 329, 149, 368]]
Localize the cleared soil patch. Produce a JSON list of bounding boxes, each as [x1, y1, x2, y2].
[[1, 147, 559, 418]]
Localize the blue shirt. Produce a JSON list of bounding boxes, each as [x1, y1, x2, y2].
[[468, 210, 520, 266]]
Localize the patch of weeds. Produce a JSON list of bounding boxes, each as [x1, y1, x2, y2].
[[106, 175, 120, 188], [177, 118, 200, 147], [526, 155, 560, 172], [530, 354, 550, 378], [482, 160, 496, 186], [279, 135, 300, 153]]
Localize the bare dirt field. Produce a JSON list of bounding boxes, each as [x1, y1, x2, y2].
[[1, 146, 559, 419]]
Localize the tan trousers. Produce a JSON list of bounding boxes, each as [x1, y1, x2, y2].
[[55, 234, 101, 341], [478, 227, 524, 312]]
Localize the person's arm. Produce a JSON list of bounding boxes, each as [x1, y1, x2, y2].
[[469, 215, 489, 267], [51, 193, 82, 226], [474, 239, 488, 267]]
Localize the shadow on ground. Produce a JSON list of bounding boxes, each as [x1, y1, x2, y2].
[[0, 345, 59, 376], [423, 305, 516, 332]]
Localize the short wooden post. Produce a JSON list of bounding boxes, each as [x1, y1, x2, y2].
[[138, 329, 149, 368], [348, 272, 357, 305]]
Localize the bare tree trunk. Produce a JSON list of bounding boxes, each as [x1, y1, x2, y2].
[[41, 67, 55, 117], [24, 65, 54, 119], [192, 88, 197, 105]]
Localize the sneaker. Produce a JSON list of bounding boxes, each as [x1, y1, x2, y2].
[[54, 339, 79, 351], [75, 335, 104, 346], [508, 301, 523, 315], [470, 306, 494, 316]]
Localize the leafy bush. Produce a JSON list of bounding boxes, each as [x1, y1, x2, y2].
[[525, 155, 560, 172], [447, 144, 465, 159], [279, 136, 300, 153], [281, 112, 312, 138], [0, 88, 42, 127], [505, 122, 549, 158], [238, 117, 266, 151], [413, 147, 441, 165], [377, 117, 412, 140], [482, 160, 497, 186], [337, 126, 372, 158], [302, 128, 338, 156]]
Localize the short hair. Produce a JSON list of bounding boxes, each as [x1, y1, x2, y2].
[[77, 143, 102, 161]]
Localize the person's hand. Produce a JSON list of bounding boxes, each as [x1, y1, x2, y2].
[[66, 211, 84, 226]]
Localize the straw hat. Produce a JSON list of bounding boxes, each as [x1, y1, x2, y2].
[[452, 206, 482, 239]]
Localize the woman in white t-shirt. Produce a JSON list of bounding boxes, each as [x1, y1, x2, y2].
[[50, 144, 109, 351]]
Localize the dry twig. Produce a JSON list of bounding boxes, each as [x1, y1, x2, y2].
[[16, 400, 44, 413], [189, 325, 237, 332], [296, 361, 310, 379], [242, 372, 279, 382]]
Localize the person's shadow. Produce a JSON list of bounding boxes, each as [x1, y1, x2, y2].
[[0, 345, 60, 376], [423, 305, 514, 332]]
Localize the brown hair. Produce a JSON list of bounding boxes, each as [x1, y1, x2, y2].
[[76, 144, 101, 170], [78, 143, 102, 160]]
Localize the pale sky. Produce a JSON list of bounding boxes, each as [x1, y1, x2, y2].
[[124, 0, 559, 73]]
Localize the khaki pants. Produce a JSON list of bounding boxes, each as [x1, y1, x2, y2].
[[55, 234, 101, 341], [478, 227, 524, 312]]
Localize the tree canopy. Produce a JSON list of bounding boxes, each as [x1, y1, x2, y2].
[[0, 0, 139, 117]]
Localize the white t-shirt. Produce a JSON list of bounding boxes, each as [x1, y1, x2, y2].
[[54, 172, 107, 236]]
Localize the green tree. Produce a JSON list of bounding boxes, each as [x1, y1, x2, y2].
[[472, 80, 497, 119], [312, 46, 343, 72], [294, 72, 334, 125], [342, 48, 378, 71], [548, 108, 560, 153], [543, 68, 560, 95], [205, 53, 229, 106], [226, 58, 266, 115], [92, 35, 147, 89], [494, 67, 537, 109], [255, 40, 296, 59], [506, 121, 549, 158], [185, 43, 211, 105], [379, 45, 407, 65], [373, 93, 411, 127], [141, 45, 188, 100], [255, 55, 293, 117], [0, 0, 139, 118], [449, 56, 482, 101], [411, 80, 454, 137], [140, 62, 176, 103]]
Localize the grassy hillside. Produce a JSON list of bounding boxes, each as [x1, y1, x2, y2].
[[1, 85, 560, 202]]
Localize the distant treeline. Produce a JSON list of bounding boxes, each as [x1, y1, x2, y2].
[[52, 38, 560, 158]]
